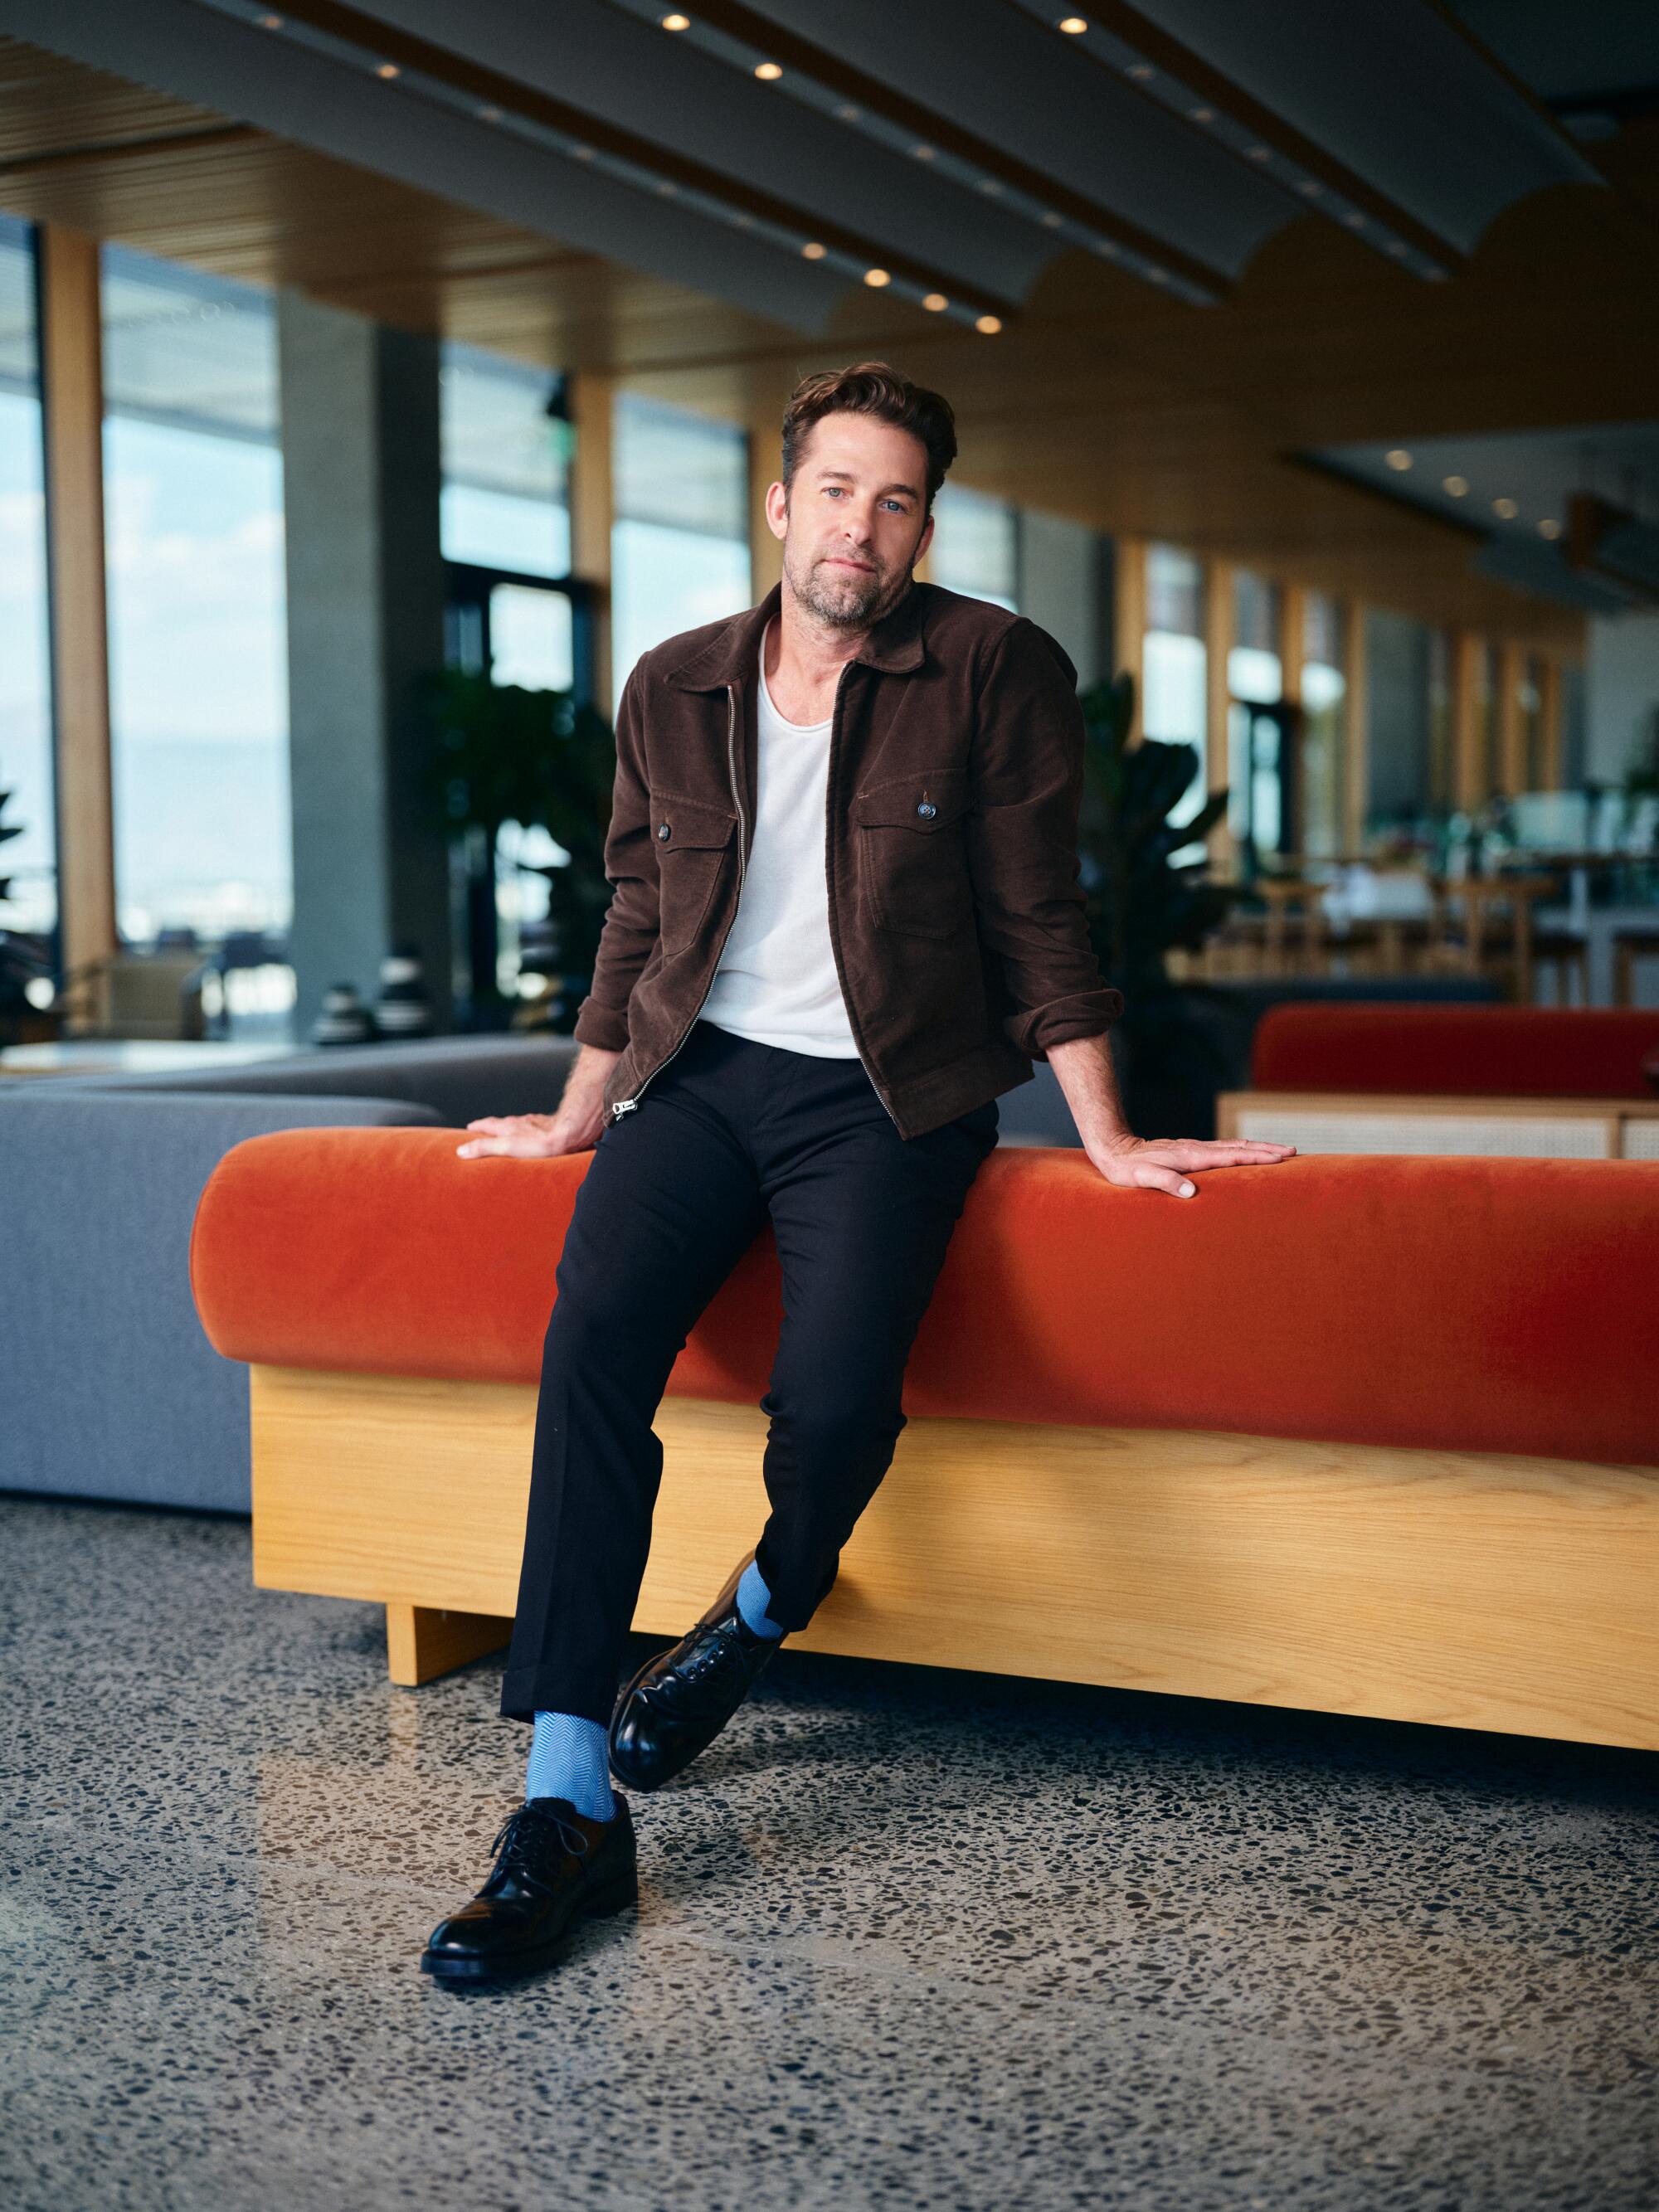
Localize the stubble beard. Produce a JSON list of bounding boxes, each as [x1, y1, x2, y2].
[[783, 533, 917, 631]]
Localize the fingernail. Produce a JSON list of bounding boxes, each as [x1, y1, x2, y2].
[[1180, 1182, 1195, 1196]]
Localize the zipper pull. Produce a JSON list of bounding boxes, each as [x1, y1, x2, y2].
[[611, 1097, 640, 1117]]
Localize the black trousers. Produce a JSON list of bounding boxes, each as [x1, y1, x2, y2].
[[499, 1018, 1000, 1725]]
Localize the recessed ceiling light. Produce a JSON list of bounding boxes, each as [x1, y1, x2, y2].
[[836, 103, 861, 121], [476, 105, 501, 122], [376, 61, 401, 79], [1148, 267, 1170, 284], [864, 267, 891, 288], [1040, 211, 1063, 228], [1126, 62, 1154, 80], [1493, 496, 1519, 519], [1443, 475, 1469, 497], [800, 241, 827, 260], [978, 178, 1005, 196], [661, 11, 689, 27], [1343, 211, 1365, 228], [1298, 179, 1323, 197], [754, 61, 782, 80], [922, 293, 949, 313], [1385, 450, 1413, 471], [1245, 145, 1272, 163], [258, 12, 283, 27], [1386, 241, 1408, 257], [1189, 107, 1215, 124], [1094, 238, 1119, 257], [1058, 15, 1089, 31], [975, 314, 1003, 334], [910, 143, 936, 160], [572, 143, 596, 160], [656, 179, 678, 196], [1539, 518, 1561, 540]]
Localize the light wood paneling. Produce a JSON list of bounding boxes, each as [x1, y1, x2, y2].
[[37, 221, 115, 985], [250, 1366, 1659, 1752], [1497, 641, 1528, 795], [567, 370, 614, 715], [1451, 631, 1486, 811]]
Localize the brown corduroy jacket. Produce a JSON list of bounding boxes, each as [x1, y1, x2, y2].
[[572, 579, 1125, 1140]]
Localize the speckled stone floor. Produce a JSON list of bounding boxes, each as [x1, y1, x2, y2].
[[2, 1493, 1656, 2212]]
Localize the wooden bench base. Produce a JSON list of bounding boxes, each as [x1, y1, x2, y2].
[[248, 1366, 1659, 1753]]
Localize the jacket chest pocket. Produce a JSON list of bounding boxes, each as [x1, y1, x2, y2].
[[651, 795, 738, 955], [850, 771, 971, 941]]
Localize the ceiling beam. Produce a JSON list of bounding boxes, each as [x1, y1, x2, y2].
[[248, 0, 1016, 315], [684, 0, 1228, 300]]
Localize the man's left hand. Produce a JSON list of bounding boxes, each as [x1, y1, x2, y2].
[[1085, 1130, 1297, 1198]]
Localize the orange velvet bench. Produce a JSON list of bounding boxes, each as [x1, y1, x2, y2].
[[190, 1128, 1659, 1753], [1219, 1005, 1659, 1160]]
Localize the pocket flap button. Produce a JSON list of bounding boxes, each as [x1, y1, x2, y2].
[[916, 801, 937, 818]]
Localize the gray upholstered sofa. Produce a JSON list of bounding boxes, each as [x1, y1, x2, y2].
[[2, 1038, 584, 1514]]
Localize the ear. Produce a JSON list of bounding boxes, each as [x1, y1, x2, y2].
[[764, 478, 790, 543], [915, 509, 936, 563]]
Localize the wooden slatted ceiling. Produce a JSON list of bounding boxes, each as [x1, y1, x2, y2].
[[7, 32, 1657, 653]]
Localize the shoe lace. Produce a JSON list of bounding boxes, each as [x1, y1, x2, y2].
[[488, 1803, 591, 1895], [678, 1619, 751, 1689]]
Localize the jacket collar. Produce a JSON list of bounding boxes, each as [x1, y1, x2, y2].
[[664, 578, 928, 690]]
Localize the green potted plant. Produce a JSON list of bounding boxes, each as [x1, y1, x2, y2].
[[419, 668, 615, 1029]]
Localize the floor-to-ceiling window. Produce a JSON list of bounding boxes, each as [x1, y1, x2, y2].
[[0, 216, 55, 954], [1299, 592, 1346, 858], [927, 483, 1018, 610], [1228, 570, 1286, 873], [611, 393, 750, 690], [1142, 544, 1208, 857], [439, 342, 581, 1003], [100, 246, 289, 1018]]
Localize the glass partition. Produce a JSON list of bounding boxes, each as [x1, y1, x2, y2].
[[927, 482, 1018, 610], [0, 216, 55, 946], [100, 245, 289, 1004], [611, 392, 750, 688]]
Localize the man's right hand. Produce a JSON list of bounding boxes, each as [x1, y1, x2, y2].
[[456, 1045, 620, 1160]]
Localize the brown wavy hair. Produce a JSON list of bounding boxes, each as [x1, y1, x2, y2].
[[781, 362, 958, 513]]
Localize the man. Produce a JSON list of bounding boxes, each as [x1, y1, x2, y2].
[[421, 362, 1295, 1984]]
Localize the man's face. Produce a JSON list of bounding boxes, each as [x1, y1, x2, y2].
[[769, 412, 936, 630]]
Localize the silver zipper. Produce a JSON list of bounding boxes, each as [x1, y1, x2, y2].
[[825, 662, 903, 1134], [610, 681, 747, 1121]]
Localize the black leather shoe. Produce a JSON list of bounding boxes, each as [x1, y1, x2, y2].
[[421, 1794, 637, 1984], [608, 1553, 784, 1792]]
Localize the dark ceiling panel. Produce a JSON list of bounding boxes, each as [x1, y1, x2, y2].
[[0, 0, 845, 329], [1138, 0, 1601, 252], [355, 0, 1061, 303], [737, 0, 1296, 278], [1447, 1, 1659, 107]]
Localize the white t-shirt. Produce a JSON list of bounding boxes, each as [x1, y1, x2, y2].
[[698, 625, 863, 1057]]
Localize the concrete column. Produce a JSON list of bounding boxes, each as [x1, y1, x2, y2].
[[1017, 509, 1108, 687], [276, 289, 450, 1035]]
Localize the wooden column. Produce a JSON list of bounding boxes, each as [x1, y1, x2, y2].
[[747, 382, 787, 599], [1452, 632, 1485, 812], [1539, 657, 1564, 790], [1204, 557, 1235, 875], [1497, 642, 1528, 795], [38, 223, 116, 988], [568, 372, 615, 717], [1112, 535, 1146, 746], [1341, 600, 1370, 855], [1277, 582, 1306, 856]]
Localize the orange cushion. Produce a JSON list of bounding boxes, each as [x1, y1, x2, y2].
[[1252, 1004, 1659, 1098], [191, 1128, 1659, 1469]]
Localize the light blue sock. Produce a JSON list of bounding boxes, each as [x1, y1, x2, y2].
[[525, 1712, 617, 1821], [736, 1557, 786, 1640]]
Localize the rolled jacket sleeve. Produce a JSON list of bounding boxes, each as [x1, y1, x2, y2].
[[963, 617, 1125, 1060], [572, 668, 660, 1052]]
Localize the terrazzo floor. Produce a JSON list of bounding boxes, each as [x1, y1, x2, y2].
[[2, 1492, 1656, 2212]]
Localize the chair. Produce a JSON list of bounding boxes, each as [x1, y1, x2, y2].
[[1613, 924, 1659, 1009], [1532, 927, 1592, 1007]]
